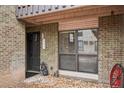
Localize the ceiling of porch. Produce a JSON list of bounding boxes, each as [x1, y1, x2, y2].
[[16, 5, 124, 27]]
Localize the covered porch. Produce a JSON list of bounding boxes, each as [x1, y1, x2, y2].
[[17, 5, 124, 84]]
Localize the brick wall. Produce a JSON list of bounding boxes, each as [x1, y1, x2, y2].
[[0, 6, 25, 87], [120, 15, 124, 68], [98, 14, 124, 83], [41, 23, 58, 74], [1, 5, 124, 87], [27, 23, 58, 75]]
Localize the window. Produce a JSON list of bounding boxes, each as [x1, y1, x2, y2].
[[78, 40, 84, 51], [59, 29, 98, 74], [89, 41, 94, 45], [68, 33, 74, 43], [78, 29, 97, 54], [59, 31, 76, 54], [78, 55, 98, 73], [59, 54, 76, 71], [84, 41, 88, 45], [59, 31, 76, 71], [78, 31, 83, 37]]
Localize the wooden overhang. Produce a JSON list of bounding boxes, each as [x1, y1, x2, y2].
[[17, 5, 124, 27]]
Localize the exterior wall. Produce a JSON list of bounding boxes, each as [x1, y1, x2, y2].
[[41, 23, 58, 75], [27, 23, 58, 75], [121, 15, 124, 68], [0, 6, 25, 87], [98, 14, 124, 83], [59, 17, 98, 31], [1, 5, 124, 86]]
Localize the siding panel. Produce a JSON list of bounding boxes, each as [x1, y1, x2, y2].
[[59, 17, 98, 31]]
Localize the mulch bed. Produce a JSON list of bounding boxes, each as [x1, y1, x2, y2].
[[14, 75, 110, 88]]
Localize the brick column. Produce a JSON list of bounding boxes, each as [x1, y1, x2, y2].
[[98, 14, 124, 83]]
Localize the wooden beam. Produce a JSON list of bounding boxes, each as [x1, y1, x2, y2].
[[20, 5, 124, 26]]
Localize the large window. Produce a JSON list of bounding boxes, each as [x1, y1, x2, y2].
[[59, 29, 98, 74]]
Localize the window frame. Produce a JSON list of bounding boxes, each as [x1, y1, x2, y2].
[[59, 28, 98, 74]]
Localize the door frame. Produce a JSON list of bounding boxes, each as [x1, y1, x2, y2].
[[25, 31, 41, 77]]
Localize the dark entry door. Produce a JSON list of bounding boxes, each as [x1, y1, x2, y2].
[[27, 32, 40, 71]]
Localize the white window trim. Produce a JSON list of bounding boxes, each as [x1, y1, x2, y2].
[[59, 70, 98, 80]]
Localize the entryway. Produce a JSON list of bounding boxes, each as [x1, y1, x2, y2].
[[26, 32, 40, 78]]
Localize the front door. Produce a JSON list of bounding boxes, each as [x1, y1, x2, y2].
[[27, 32, 40, 72]]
